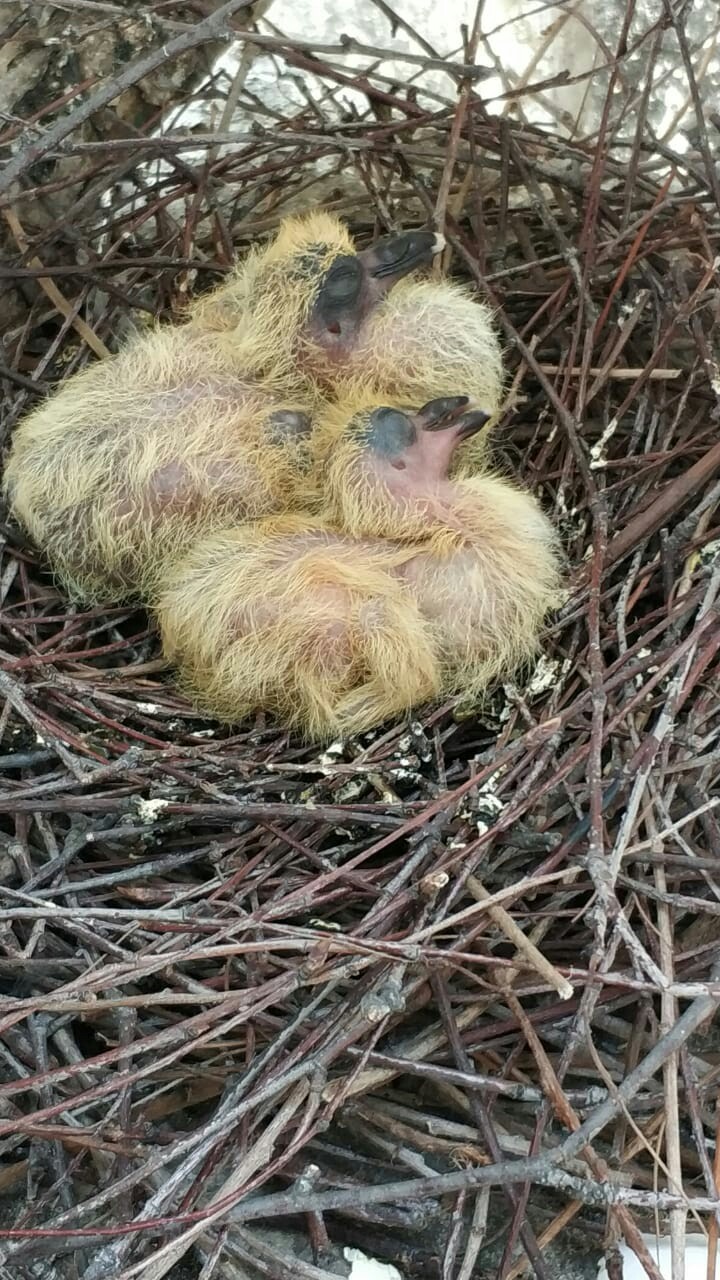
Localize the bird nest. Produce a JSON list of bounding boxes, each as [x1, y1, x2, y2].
[[0, 7, 719, 1279]]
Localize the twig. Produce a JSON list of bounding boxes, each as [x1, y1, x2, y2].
[[0, 0, 258, 200]]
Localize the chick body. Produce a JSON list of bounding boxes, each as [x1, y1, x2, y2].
[[4, 211, 439, 602], [4, 329, 312, 602], [157, 395, 563, 739], [189, 211, 444, 391], [157, 516, 441, 741]]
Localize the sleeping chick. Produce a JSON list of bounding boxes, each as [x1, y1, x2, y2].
[[3, 212, 440, 603], [156, 396, 562, 740], [3, 354, 315, 602], [192, 210, 444, 389], [319, 394, 564, 699]]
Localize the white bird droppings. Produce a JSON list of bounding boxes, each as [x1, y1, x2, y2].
[[344, 1247, 404, 1279]]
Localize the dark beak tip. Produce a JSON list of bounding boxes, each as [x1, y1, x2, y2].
[[417, 395, 472, 431], [458, 409, 493, 438], [363, 228, 441, 280], [410, 229, 442, 253]]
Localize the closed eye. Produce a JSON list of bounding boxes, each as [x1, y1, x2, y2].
[[318, 255, 363, 309], [326, 270, 361, 302]]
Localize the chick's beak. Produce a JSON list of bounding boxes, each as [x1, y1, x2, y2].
[[416, 396, 470, 430], [418, 396, 491, 439], [358, 229, 442, 289], [455, 409, 493, 439]]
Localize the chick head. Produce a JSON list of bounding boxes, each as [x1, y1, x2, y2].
[[330, 276, 505, 473], [320, 394, 491, 540], [222, 212, 442, 386]]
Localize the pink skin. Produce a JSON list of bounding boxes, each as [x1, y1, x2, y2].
[[227, 527, 396, 686], [112, 458, 262, 524], [353, 398, 517, 642], [113, 397, 311, 525], [359, 397, 491, 527]]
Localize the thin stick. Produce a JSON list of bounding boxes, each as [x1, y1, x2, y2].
[[3, 209, 110, 360], [467, 873, 574, 1000]]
